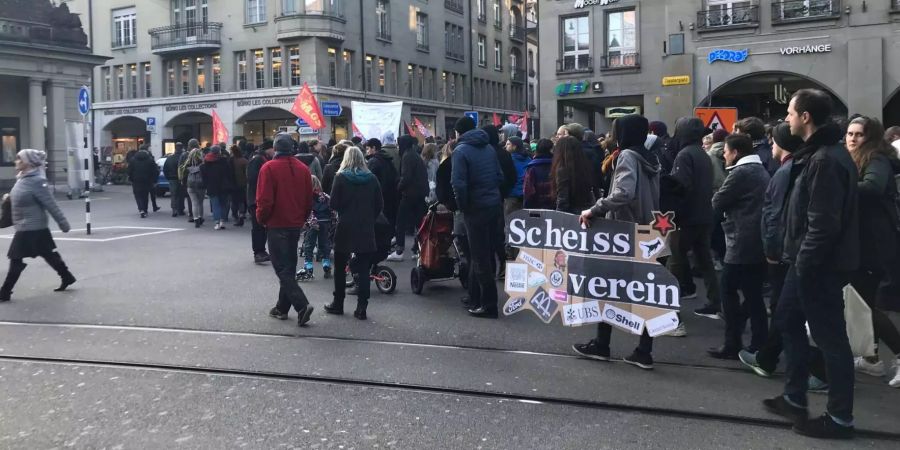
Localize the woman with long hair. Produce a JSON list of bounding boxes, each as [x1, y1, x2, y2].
[[844, 116, 900, 388], [551, 136, 595, 214]]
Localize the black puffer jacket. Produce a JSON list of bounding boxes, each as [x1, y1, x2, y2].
[[246, 151, 270, 206], [762, 157, 793, 262], [669, 118, 714, 226], [712, 155, 770, 264], [322, 155, 342, 196], [331, 170, 384, 253], [398, 143, 429, 200], [199, 153, 234, 196], [127, 150, 159, 187], [856, 153, 900, 269], [367, 150, 399, 220], [435, 156, 457, 211]]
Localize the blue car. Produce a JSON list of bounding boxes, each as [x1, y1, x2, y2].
[[156, 157, 169, 197]]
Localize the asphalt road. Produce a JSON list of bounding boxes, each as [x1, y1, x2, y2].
[[0, 186, 897, 448]]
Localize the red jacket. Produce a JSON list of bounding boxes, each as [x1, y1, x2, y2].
[[255, 156, 313, 228]]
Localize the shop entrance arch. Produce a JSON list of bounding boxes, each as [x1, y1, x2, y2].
[[884, 87, 900, 128], [700, 71, 848, 123], [102, 116, 148, 163], [235, 107, 299, 145], [166, 112, 213, 147]]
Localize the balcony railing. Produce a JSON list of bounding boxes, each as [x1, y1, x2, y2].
[[556, 57, 593, 75], [149, 22, 222, 54], [696, 5, 759, 31], [445, 0, 464, 14], [511, 68, 526, 83], [600, 52, 640, 70], [771, 0, 841, 24], [0, 17, 87, 48], [509, 25, 525, 43]]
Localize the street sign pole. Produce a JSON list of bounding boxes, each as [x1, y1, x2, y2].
[[78, 86, 91, 235]]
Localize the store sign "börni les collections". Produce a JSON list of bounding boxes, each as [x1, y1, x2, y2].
[[574, 0, 619, 8]]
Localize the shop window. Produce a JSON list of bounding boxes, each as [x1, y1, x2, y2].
[[181, 58, 190, 94], [143, 62, 152, 97], [378, 58, 386, 93], [365, 55, 373, 91], [327, 48, 337, 87], [0, 118, 20, 166], [253, 49, 265, 89], [196, 56, 205, 94], [129, 64, 137, 99], [166, 60, 175, 96], [117, 65, 125, 99], [102, 67, 112, 101], [342, 50, 353, 90]]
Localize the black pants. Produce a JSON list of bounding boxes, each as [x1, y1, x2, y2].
[[249, 204, 267, 256], [149, 186, 158, 209], [721, 262, 767, 351], [168, 179, 185, 214], [2, 252, 72, 295], [267, 227, 310, 314], [595, 323, 654, 355], [231, 187, 247, 220], [778, 266, 854, 423], [132, 185, 151, 213], [463, 205, 502, 312], [667, 224, 720, 306], [333, 251, 373, 309], [756, 262, 789, 371], [850, 268, 900, 354], [395, 196, 426, 254]]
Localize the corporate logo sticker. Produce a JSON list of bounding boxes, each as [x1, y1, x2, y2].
[[518, 250, 545, 272], [645, 311, 680, 337], [504, 297, 527, 316], [562, 301, 603, 326], [505, 263, 528, 293], [601, 303, 645, 335], [549, 270, 564, 288]]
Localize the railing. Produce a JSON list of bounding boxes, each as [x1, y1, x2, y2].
[[149, 22, 222, 53], [771, 0, 841, 23], [509, 25, 525, 42], [696, 5, 759, 30], [511, 68, 526, 83], [556, 56, 593, 75], [600, 52, 640, 70], [445, 0, 464, 14], [0, 17, 87, 48]]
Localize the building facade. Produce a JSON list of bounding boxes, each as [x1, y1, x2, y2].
[[539, 0, 900, 136], [67, 0, 534, 160]]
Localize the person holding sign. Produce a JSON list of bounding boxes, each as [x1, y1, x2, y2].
[[572, 114, 662, 370]]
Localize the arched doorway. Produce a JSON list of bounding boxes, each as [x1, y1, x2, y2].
[[166, 111, 212, 148], [235, 107, 298, 145], [700, 71, 848, 122], [102, 116, 147, 164], [884, 87, 900, 128]]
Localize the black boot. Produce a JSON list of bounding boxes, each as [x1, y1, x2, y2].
[[1, 259, 27, 301], [354, 300, 368, 320], [44, 252, 76, 292], [324, 297, 344, 315]]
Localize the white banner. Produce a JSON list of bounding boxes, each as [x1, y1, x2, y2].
[[351, 101, 403, 142]]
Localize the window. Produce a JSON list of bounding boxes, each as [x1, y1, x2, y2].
[[246, 0, 266, 24], [416, 66, 424, 98], [143, 62, 152, 97], [477, 0, 486, 22], [378, 58, 386, 93], [705, 1, 754, 27], [201, 0, 208, 22], [416, 12, 429, 50], [328, 48, 337, 87], [236, 51, 248, 90], [528, 49, 535, 75], [102, 67, 111, 101], [271, 48, 283, 88], [561, 15, 590, 71], [477, 35, 486, 66], [494, 41, 502, 70], [606, 9, 637, 67], [376, 0, 390, 40], [181, 58, 190, 94], [341, 50, 352, 89], [212, 54, 221, 92], [185, 0, 197, 35], [253, 49, 265, 88], [196, 57, 205, 94], [365, 55, 373, 91], [117, 65, 125, 99], [112, 7, 136, 48], [391, 60, 399, 94], [289, 46, 301, 86], [166, 61, 175, 95], [407, 64, 414, 97], [441, 72, 448, 102], [283, 0, 299, 15], [126, 64, 136, 99], [492, 0, 501, 28], [445, 23, 464, 61]]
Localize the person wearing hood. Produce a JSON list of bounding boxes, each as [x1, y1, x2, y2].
[[523, 138, 554, 210], [666, 117, 720, 323], [326, 147, 383, 320], [127, 146, 160, 218], [573, 114, 661, 370], [295, 141, 323, 181], [504, 136, 530, 215], [708, 128, 729, 191], [200, 145, 234, 230], [163, 142, 186, 217], [230, 144, 249, 226], [388, 134, 429, 261], [649, 121, 675, 174], [381, 132, 402, 174], [483, 124, 517, 278], [734, 117, 778, 175], [247, 139, 274, 263], [365, 137, 399, 227], [323, 143, 348, 195], [452, 117, 504, 318], [1, 149, 75, 302], [582, 130, 605, 198], [257, 134, 315, 327]]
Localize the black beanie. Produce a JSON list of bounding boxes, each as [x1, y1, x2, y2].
[[260, 139, 274, 151], [772, 122, 803, 153], [274, 134, 294, 155], [455, 116, 476, 135]]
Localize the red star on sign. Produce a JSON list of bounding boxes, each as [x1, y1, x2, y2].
[[651, 211, 676, 237]]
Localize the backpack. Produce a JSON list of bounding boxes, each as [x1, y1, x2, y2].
[[187, 158, 203, 189]]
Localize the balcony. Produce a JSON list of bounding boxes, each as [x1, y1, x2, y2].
[[696, 5, 759, 31], [0, 17, 88, 49], [771, 0, 841, 24], [445, 0, 464, 14], [509, 25, 525, 43], [556, 57, 593, 75], [511, 68, 526, 84], [600, 52, 640, 70], [149, 22, 222, 55], [526, 19, 538, 32], [275, 11, 345, 41]]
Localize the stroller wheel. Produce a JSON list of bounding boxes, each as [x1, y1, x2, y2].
[[410, 267, 426, 295], [374, 265, 397, 294]]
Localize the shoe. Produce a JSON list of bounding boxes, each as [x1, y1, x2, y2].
[[324, 302, 344, 315], [172, 212, 178, 217], [853, 357, 885, 377], [694, 305, 722, 320], [322, 259, 332, 279], [623, 350, 654, 370], [0, 289, 10, 302], [140, 211, 147, 218], [572, 340, 611, 361], [763, 396, 808, 423], [889, 362, 900, 388], [668, 323, 687, 337], [792, 414, 854, 440], [153, 206, 161, 212], [297, 305, 314, 326], [353, 308, 367, 320], [218, 222, 226, 230], [54, 273, 76, 292], [707, 346, 740, 360], [808, 375, 829, 393], [386, 251, 404, 262], [254, 253, 270, 264], [304, 261, 313, 271], [468, 306, 498, 319], [188, 217, 195, 223], [214, 222, 222, 230], [268, 307, 288, 320], [235, 218, 245, 227], [680, 290, 697, 300], [739, 350, 773, 378]]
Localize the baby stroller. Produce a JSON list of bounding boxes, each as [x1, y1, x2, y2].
[[410, 204, 468, 294], [345, 213, 398, 294]]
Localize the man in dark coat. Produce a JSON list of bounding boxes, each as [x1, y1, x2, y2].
[[163, 142, 186, 217], [247, 139, 274, 263], [366, 138, 399, 227], [126, 147, 159, 218], [482, 124, 514, 278], [388, 135, 429, 261]]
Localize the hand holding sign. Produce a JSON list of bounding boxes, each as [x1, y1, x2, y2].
[[579, 209, 594, 228]]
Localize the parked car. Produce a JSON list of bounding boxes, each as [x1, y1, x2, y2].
[[156, 157, 169, 197]]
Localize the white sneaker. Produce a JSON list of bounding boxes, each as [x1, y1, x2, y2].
[[668, 323, 687, 337], [213, 222, 222, 230], [854, 357, 885, 377], [386, 251, 404, 262], [890, 364, 900, 388]]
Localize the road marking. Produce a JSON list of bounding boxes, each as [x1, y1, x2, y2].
[[0, 226, 182, 242]]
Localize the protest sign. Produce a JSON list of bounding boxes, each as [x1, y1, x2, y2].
[[503, 209, 680, 337], [351, 101, 403, 143]]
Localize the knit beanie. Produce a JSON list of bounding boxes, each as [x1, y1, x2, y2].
[[274, 134, 294, 156], [17, 149, 46, 167], [455, 116, 476, 135]]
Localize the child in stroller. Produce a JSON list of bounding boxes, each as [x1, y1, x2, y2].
[[345, 213, 397, 294]]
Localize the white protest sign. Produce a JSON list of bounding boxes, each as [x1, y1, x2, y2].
[[351, 101, 403, 142]]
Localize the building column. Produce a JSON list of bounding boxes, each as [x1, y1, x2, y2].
[[47, 81, 69, 189], [28, 78, 45, 150]]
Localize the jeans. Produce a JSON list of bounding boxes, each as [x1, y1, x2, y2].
[[208, 194, 227, 222], [188, 188, 205, 220], [168, 179, 185, 213], [777, 266, 854, 423], [334, 251, 373, 307], [757, 262, 789, 371], [231, 187, 247, 219], [267, 227, 310, 314], [395, 196, 426, 254], [595, 323, 654, 355], [184, 182, 193, 217], [463, 205, 503, 312], [303, 222, 332, 263], [721, 262, 767, 351], [667, 224, 720, 306], [850, 269, 900, 354], [249, 204, 268, 255], [132, 185, 151, 213]]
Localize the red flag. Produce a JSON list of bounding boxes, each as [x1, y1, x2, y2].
[[508, 114, 520, 124], [290, 82, 325, 130], [492, 112, 501, 127], [413, 118, 432, 138], [352, 123, 364, 140], [404, 121, 416, 136], [212, 110, 229, 145], [519, 110, 529, 138]]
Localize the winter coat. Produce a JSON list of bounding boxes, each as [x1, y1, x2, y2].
[[435, 157, 457, 211], [754, 140, 779, 176], [322, 156, 342, 196], [707, 142, 727, 192], [255, 155, 313, 228], [398, 146, 429, 200], [163, 150, 182, 180], [232, 156, 249, 188], [712, 155, 770, 264], [367, 150, 399, 220], [669, 119, 715, 226], [310, 191, 333, 223], [199, 153, 234, 196], [508, 151, 530, 199], [495, 145, 517, 200], [331, 170, 384, 253], [127, 150, 158, 187], [381, 143, 401, 174], [856, 153, 900, 269], [451, 129, 504, 212], [782, 123, 860, 276], [582, 141, 604, 198], [761, 156, 793, 262], [523, 155, 554, 210], [555, 163, 596, 215], [246, 151, 270, 206], [10, 172, 70, 232], [296, 153, 323, 181]]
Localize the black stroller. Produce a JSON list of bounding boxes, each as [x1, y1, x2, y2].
[[410, 204, 468, 294]]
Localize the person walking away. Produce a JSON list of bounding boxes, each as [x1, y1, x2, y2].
[[296, 141, 323, 181], [435, 139, 471, 308], [181, 141, 206, 227], [504, 136, 530, 215], [706, 134, 771, 359], [380, 132, 402, 174], [551, 136, 595, 215], [326, 147, 384, 320], [734, 117, 779, 175], [298, 175, 334, 278], [843, 116, 900, 388], [323, 143, 348, 195], [572, 114, 661, 370], [763, 89, 859, 439], [142, 145, 161, 213], [739, 122, 803, 378], [258, 134, 315, 326], [388, 135, 428, 261], [451, 117, 504, 318], [200, 145, 231, 230], [177, 140, 196, 221], [483, 124, 516, 278], [1, 149, 75, 301], [164, 142, 186, 217], [230, 144, 249, 226], [523, 138, 554, 210], [365, 138, 399, 228], [247, 139, 274, 263], [421, 143, 440, 204], [126, 146, 159, 218]]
